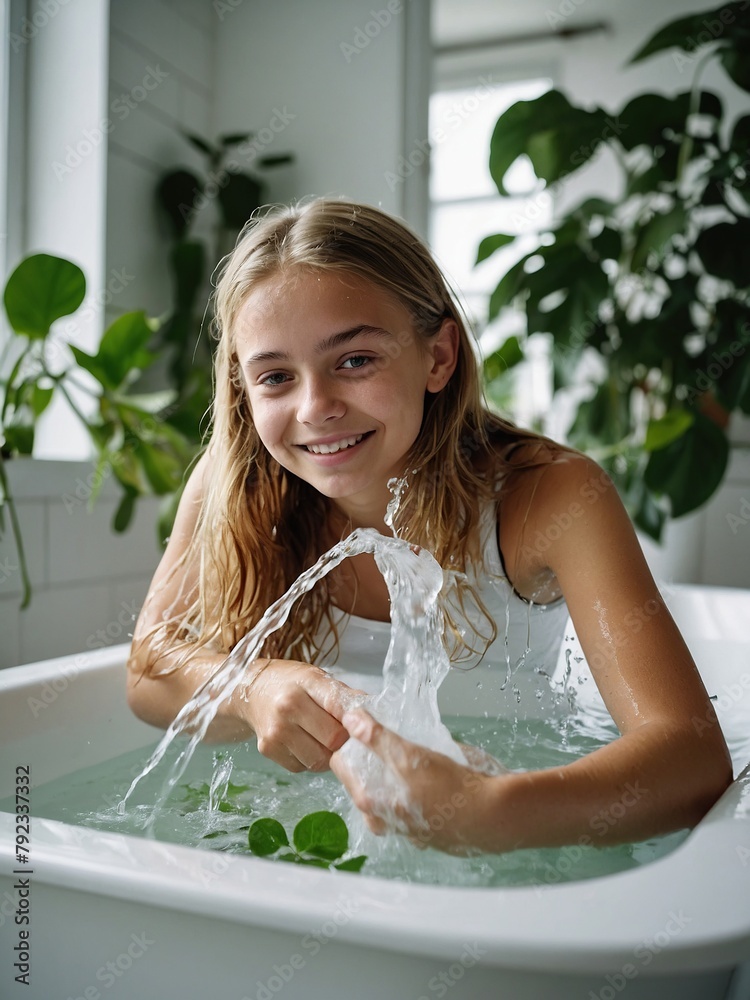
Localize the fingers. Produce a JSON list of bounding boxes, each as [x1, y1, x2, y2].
[[306, 671, 367, 723], [258, 724, 335, 772], [329, 750, 389, 836], [341, 708, 409, 770]]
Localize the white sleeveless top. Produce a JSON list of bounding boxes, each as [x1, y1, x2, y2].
[[314, 485, 577, 719]]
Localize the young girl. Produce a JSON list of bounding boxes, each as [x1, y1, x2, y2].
[[127, 196, 732, 856]]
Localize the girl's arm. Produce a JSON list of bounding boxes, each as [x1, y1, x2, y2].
[[331, 455, 733, 853], [127, 451, 353, 767]]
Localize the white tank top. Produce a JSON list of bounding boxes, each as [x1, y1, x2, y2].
[[314, 484, 576, 719]]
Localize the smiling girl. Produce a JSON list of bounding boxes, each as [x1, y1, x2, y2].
[[127, 197, 732, 854]]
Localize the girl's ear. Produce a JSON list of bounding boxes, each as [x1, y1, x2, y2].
[[425, 318, 460, 393]]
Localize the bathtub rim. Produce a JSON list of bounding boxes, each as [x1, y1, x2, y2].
[[1, 590, 749, 977]]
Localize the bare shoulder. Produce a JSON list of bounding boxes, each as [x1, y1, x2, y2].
[[496, 444, 626, 597]]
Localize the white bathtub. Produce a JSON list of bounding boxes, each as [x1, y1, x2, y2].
[[1, 584, 749, 1000]]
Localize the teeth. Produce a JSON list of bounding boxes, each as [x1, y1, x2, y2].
[[306, 433, 364, 455]]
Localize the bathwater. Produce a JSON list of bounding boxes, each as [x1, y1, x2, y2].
[[5, 712, 691, 889]]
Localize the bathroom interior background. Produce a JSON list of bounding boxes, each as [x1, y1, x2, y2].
[[1, 0, 748, 670]]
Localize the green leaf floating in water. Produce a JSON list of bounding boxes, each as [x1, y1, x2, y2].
[[293, 811, 348, 861], [246, 811, 367, 872], [334, 855, 368, 872], [248, 818, 289, 857]]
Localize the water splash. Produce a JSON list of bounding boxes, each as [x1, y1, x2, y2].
[[119, 526, 505, 843]]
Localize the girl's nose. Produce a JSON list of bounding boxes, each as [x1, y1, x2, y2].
[[296, 374, 346, 425]]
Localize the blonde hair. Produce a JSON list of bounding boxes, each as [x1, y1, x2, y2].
[[138, 196, 563, 676]]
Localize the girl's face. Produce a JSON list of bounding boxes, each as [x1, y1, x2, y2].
[[234, 267, 456, 526]]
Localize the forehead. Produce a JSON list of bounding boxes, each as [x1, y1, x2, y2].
[[234, 268, 405, 341]]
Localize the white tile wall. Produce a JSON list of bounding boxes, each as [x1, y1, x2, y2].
[[0, 461, 163, 669]]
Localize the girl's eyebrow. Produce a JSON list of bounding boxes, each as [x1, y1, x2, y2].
[[244, 325, 392, 366]]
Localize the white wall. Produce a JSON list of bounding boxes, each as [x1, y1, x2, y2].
[[105, 0, 217, 320], [212, 0, 430, 232]]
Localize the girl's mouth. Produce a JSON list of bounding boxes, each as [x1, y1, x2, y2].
[[299, 430, 375, 460]]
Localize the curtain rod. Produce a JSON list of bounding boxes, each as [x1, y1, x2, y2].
[[434, 20, 611, 56]]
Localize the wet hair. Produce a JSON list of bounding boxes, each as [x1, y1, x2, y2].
[[135, 196, 564, 675]]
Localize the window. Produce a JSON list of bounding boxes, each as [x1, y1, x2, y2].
[[428, 74, 553, 427]]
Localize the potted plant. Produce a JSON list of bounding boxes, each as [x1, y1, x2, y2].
[[479, 1, 750, 541], [152, 131, 294, 427], [1, 253, 197, 606]]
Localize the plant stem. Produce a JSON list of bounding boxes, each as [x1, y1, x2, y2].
[[676, 48, 717, 187], [0, 454, 32, 608], [56, 380, 95, 431]]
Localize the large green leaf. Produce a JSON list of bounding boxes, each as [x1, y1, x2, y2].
[[487, 254, 533, 320], [293, 811, 348, 861], [629, 476, 668, 542], [489, 90, 607, 194], [113, 489, 138, 533], [483, 336, 524, 381], [730, 114, 750, 158], [73, 312, 155, 390], [695, 219, 750, 284], [629, 4, 750, 63], [135, 440, 184, 495], [644, 409, 695, 450], [644, 412, 729, 517], [720, 44, 750, 93], [4, 253, 85, 340], [248, 818, 289, 857], [619, 92, 721, 154], [3, 404, 35, 455], [475, 232, 516, 265]]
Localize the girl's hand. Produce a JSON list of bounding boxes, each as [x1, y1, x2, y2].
[[330, 708, 501, 854], [236, 659, 363, 773]]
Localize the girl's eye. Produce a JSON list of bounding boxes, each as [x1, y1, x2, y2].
[[341, 355, 371, 370], [260, 372, 288, 387]]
